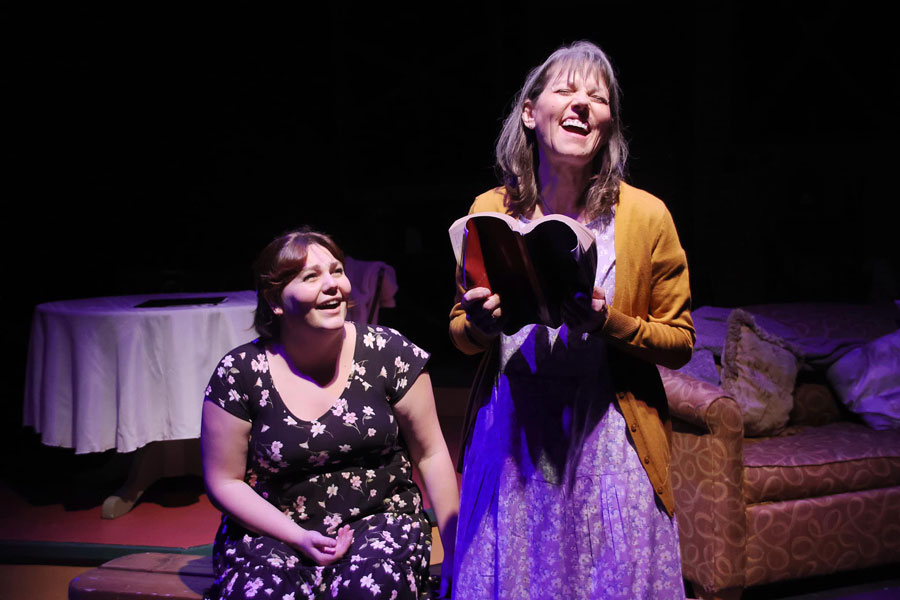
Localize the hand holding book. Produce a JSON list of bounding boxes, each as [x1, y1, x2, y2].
[[562, 287, 609, 334], [449, 211, 599, 335], [459, 286, 505, 337]]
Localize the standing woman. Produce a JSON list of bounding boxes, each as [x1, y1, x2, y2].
[[450, 41, 694, 599], [202, 228, 458, 599]]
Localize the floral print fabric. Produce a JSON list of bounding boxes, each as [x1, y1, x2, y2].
[[453, 214, 685, 599], [203, 323, 433, 599]]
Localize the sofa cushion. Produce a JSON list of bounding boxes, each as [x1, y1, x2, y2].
[[743, 423, 900, 504], [677, 347, 720, 386], [789, 382, 843, 427]]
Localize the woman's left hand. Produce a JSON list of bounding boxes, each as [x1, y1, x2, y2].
[[563, 286, 609, 334]]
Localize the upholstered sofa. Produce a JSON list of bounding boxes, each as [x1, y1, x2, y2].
[[660, 302, 900, 600]]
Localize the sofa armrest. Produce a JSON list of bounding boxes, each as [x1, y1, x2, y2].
[[659, 366, 740, 434], [659, 366, 748, 594]]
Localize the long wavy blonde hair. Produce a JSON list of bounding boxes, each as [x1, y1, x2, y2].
[[496, 41, 628, 221]]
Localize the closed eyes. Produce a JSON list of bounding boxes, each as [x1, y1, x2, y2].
[[553, 88, 609, 104]]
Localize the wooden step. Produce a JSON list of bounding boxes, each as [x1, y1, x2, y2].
[[69, 525, 444, 599], [68, 552, 212, 600]]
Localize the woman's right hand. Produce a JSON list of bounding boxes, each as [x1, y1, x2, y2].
[[293, 524, 353, 566], [461, 287, 504, 336]]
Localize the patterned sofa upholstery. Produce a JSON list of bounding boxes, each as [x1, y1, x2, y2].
[[661, 366, 900, 600]]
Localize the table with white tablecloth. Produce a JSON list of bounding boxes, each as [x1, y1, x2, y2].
[[24, 291, 258, 516]]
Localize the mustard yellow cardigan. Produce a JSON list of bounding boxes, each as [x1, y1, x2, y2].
[[449, 182, 695, 515]]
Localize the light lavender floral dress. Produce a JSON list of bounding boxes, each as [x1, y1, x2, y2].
[[453, 212, 685, 599], [203, 323, 433, 600]]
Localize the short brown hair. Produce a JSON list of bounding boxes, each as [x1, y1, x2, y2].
[[252, 227, 346, 340]]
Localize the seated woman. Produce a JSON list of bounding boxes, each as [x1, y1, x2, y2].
[[201, 227, 458, 599]]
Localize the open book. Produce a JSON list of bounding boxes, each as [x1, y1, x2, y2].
[[449, 211, 598, 335]]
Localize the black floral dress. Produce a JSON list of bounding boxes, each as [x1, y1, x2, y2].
[[203, 323, 433, 600]]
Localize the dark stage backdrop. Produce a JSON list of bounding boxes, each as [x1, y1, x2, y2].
[[5, 5, 899, 459]]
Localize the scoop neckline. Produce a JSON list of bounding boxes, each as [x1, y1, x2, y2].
[[263, 322, 361, 424]]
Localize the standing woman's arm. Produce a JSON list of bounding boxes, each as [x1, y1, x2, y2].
[[601, 203, 695, 368], [201, 402, 352, 564], [567, 193, 695, 369]]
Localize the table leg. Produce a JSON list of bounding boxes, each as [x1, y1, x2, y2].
[[101, 438, 202, 519]]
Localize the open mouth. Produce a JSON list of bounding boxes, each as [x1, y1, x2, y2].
[[316, 299, 343, 310], [561, 118, 589, 135]]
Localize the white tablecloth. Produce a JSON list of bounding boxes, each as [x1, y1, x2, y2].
[[24, 291, 258, 454]]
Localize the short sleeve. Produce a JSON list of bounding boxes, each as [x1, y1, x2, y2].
[[358, 324, 430, 405], [204, 344, 259, 422]]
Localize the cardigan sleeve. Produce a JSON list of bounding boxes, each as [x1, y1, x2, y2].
[[601, 194, 695, 370]]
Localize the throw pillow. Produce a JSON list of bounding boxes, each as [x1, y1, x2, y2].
[[826, 329, 900, 430], [721, 309, 800, 436]]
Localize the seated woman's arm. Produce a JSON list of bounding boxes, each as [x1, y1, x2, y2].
[[201, 402, 352, 565], [393, 371, 459, 582]]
